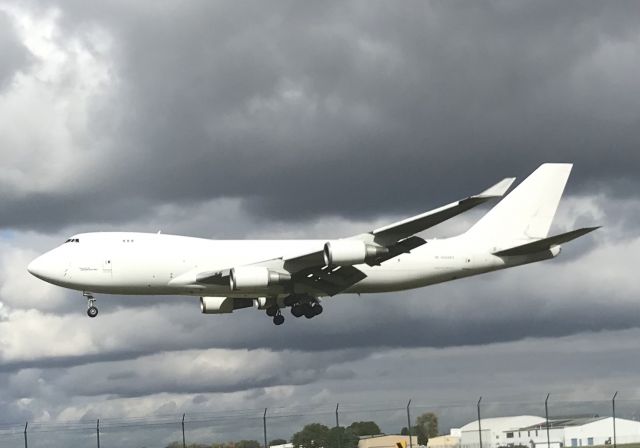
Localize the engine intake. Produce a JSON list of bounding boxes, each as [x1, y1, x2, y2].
[[323, 240, 388, 266], [229, 266, 291, 291]]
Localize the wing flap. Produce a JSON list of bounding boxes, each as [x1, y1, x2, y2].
[[294, 265, 367, 296]]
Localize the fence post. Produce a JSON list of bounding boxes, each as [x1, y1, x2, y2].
[[613, 392, 618, 448], [336, 403, 341, 448], [545, 394, 551, 448], [407, 399, 413, 448], [182, 413, 186, 448], [477, 397, 483, 448], [97, 419, 100, 448], [263, 408, 268, 448], [24, 422, 28, 448]]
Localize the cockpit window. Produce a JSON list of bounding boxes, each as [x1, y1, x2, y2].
[[64, 238, 80, 243]]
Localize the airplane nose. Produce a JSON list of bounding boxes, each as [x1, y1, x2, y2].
[[27, 254, 57, 281], [27, 255, 44, 277]]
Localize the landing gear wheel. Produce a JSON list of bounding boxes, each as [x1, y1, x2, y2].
[[303, 304, 315, 319], [266, 306, 278, 317], [273, 314, 285, 325], [313, 304, 323, 316], [87, 306, 98, 318], [291, 306, 304, 318], [84, 292, 98, 318]]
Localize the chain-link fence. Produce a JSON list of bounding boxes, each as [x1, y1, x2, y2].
[[1, 395, 639, 448]]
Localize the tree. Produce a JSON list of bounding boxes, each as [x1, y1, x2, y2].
[[414, 412, 438, 445], [292, 423, 331, 448], [270, 439, 288, 446], [165, 443, 209, 448], [235, 440, 262, 448], [328, 427, 360, 448], [348, 421, 382, 437]]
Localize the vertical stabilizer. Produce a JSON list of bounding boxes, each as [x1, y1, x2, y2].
[[466, 163, 572, 244]]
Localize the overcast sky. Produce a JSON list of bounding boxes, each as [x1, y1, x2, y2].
[[1, 0, 640, 446]]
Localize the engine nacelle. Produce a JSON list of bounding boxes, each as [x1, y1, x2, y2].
[[200, 296, 234, 314], [201, 296, 256, 314], [253, 297, 271, 309], [323, 240, 388, 266], [229, 266, 291, 291]]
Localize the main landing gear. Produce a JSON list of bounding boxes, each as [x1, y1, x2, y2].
[[265, 305, 285, 326], [265, 296, 323, 325], [84, 292, 98, 318], [291, 302, 323, 319]]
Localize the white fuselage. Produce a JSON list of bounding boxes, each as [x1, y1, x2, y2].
[[27, 232, 558, 298]]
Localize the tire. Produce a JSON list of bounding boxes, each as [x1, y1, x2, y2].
[[313, 304, 323, 316], [273, 314, 285, 325], [87, 306, 98, 318], [266, 306, 278, 317], [303, 305, 315, 319], [291, 306, 303, 318]]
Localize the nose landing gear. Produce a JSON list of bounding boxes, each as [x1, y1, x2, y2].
[[84, 292, 98, 318]]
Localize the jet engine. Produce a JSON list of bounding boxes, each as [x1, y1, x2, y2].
[[200, 296, 255, 314], [229, 266, 291, 291], [323, 239, 388, 266]]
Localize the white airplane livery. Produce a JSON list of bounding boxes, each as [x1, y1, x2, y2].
[[28, 163, 598, 325]]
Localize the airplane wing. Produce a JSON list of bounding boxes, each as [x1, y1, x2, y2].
[[191, 177, 515, 296], [366, 177, 515, 245]]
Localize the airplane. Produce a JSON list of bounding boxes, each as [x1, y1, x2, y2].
[[27, 163, 598, 325]]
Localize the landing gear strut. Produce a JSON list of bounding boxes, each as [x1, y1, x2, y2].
[[84, 292, 98, 318], [273, 312, 285, 326], [265, 304, 285, 325], [266, 295, 323, 325]]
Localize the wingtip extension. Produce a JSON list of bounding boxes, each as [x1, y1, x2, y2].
[[476, 177, 516, 198]]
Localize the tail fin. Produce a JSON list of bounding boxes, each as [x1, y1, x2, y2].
[[466, 163, 572, 244]]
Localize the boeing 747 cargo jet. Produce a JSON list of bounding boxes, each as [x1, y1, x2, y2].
[[28, 163, 598, 325]]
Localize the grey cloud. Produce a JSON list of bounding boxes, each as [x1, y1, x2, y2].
[[0, 12, 30, 90], [45, 348, 363, 398], [1, 1, 639, 231], [1, 1, 640, 440]]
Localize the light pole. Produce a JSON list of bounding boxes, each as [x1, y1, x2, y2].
[[545, 394, 551, 448], [407, 400, 413, 448], [613, 392, 618, 448], [477, 397, 483, 448]]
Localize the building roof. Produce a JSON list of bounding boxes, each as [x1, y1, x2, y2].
[[460, 416, 546, 433], [427, 435, 460, 447], [520, 416, 605, 430]]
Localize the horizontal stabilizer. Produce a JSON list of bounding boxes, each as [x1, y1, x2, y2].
[[493, 226, 600, 256]]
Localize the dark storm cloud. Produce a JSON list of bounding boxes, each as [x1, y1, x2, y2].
[[3, 0, 640, 230]]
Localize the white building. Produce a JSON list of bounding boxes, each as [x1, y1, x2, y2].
[[461, 415, 546, 448], [460, 415, 640, 448]]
